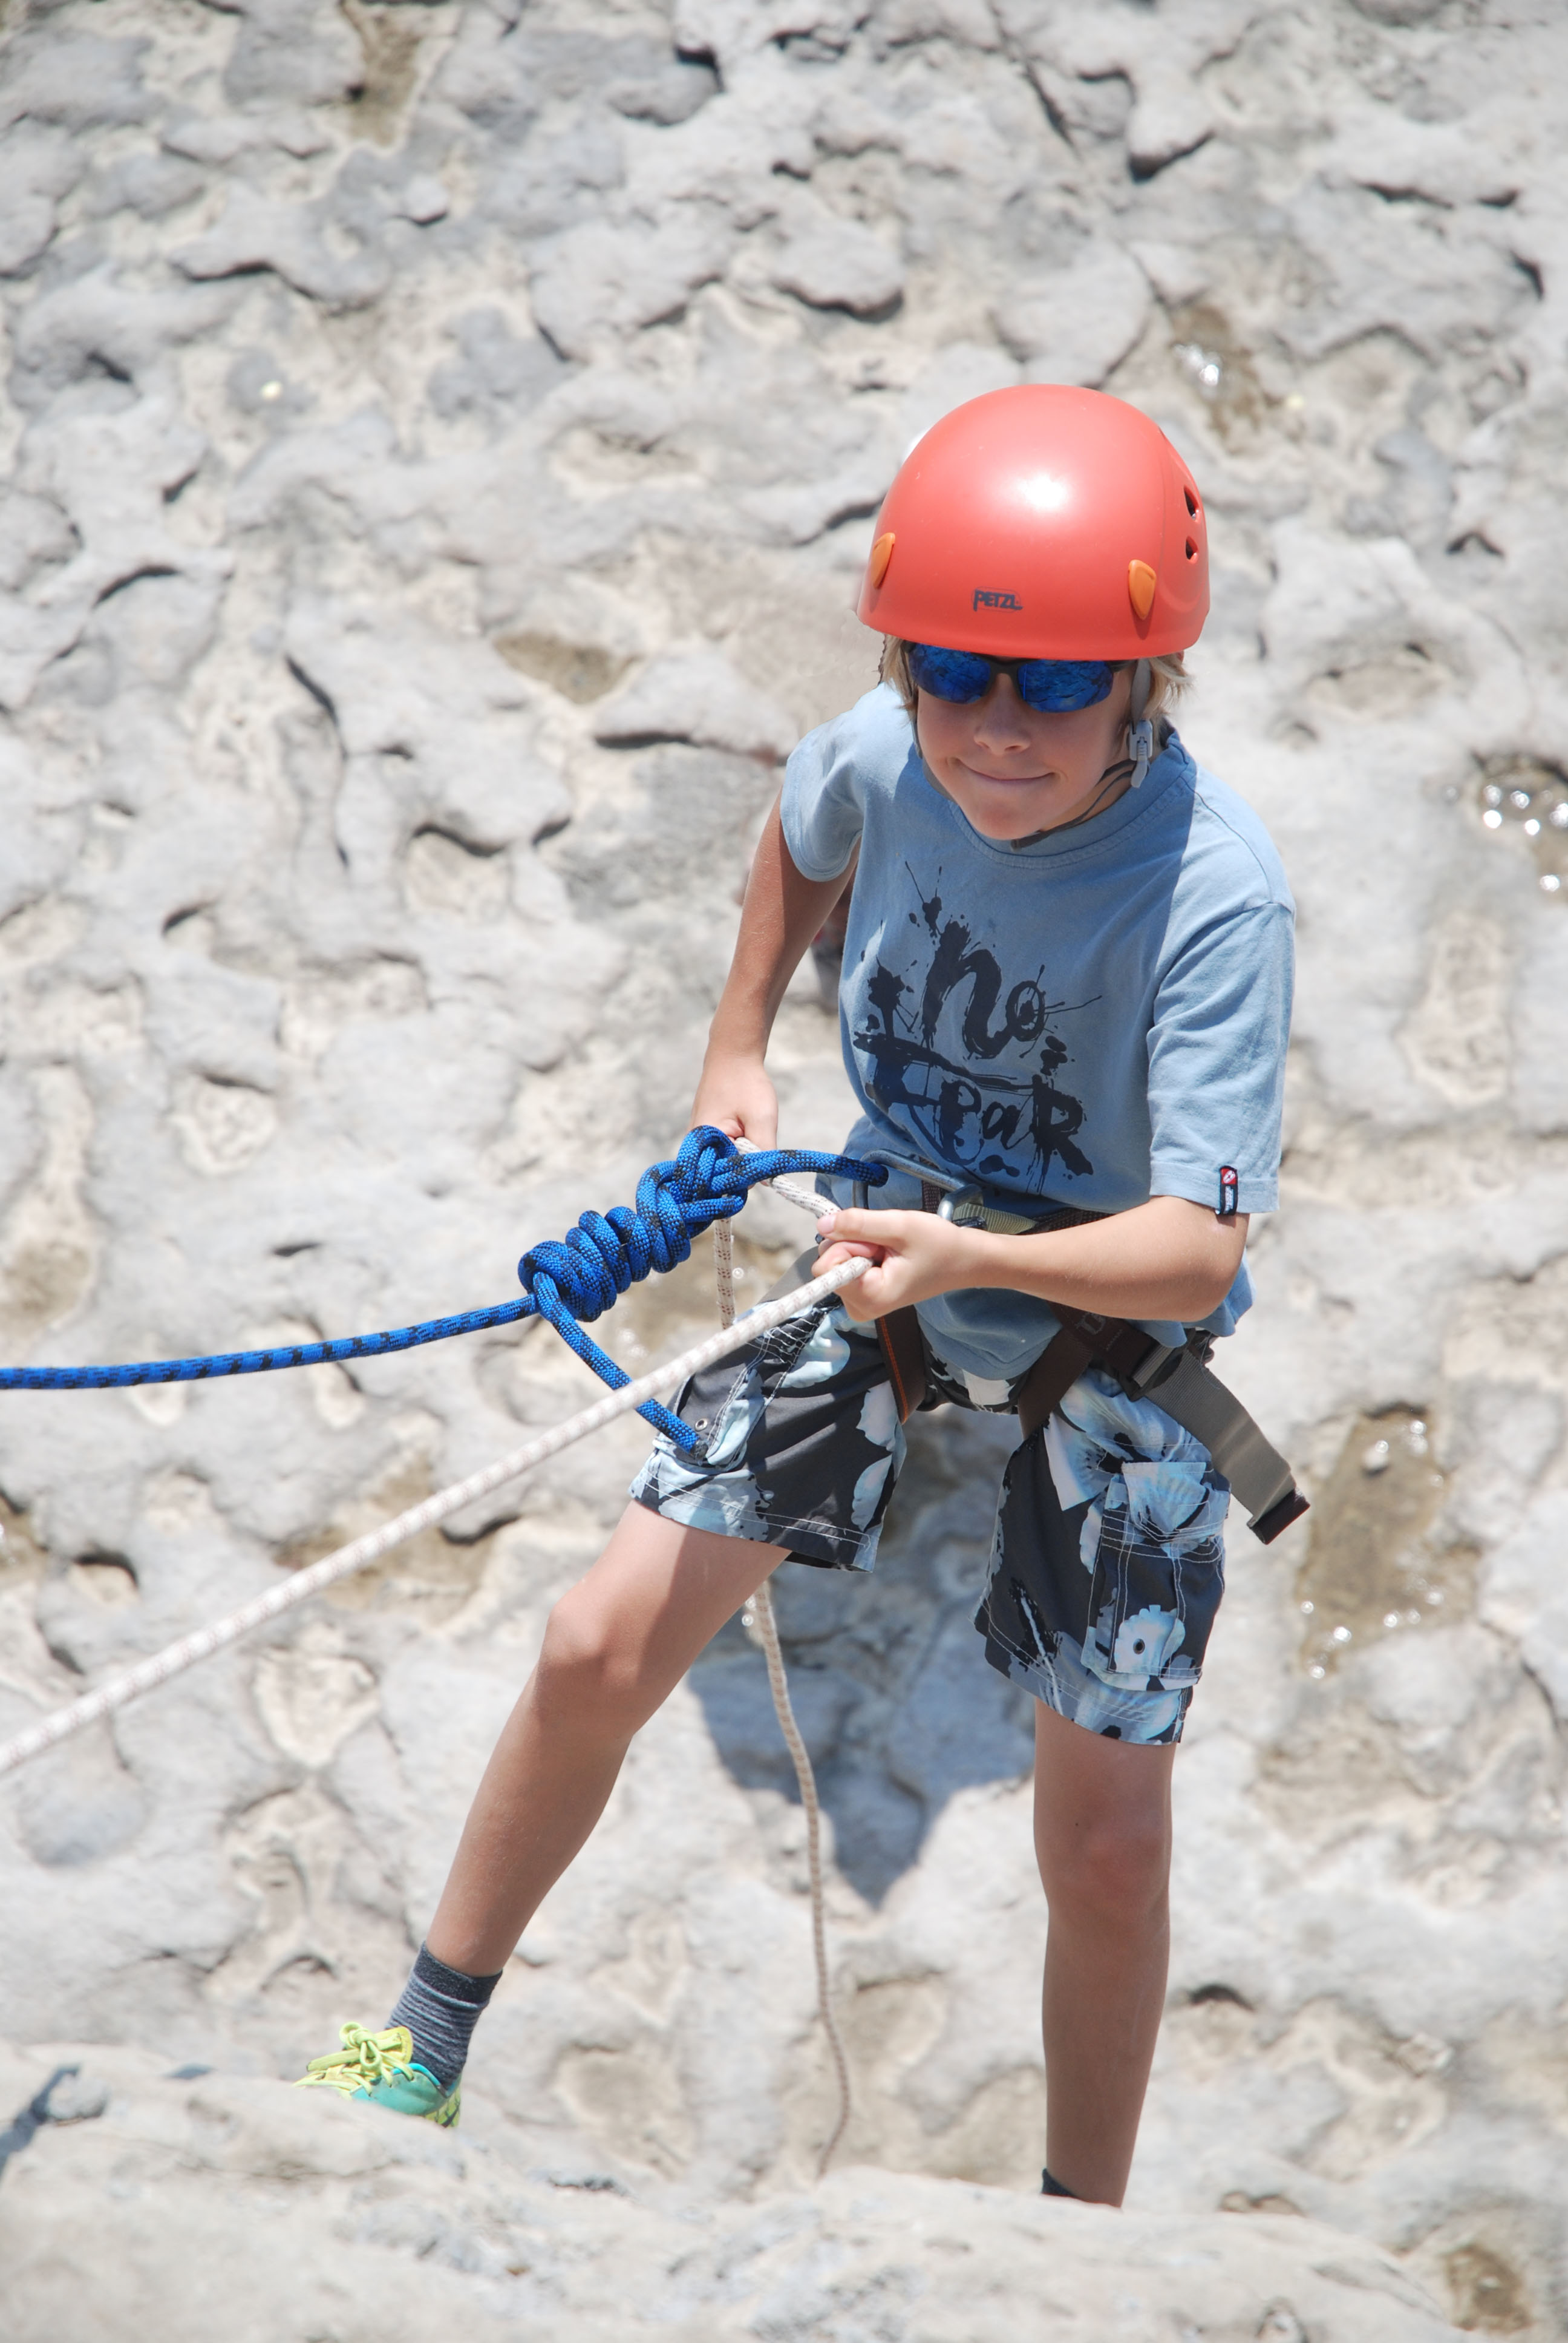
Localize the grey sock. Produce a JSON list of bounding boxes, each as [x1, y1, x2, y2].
[[386, 1944, 502, 2090]]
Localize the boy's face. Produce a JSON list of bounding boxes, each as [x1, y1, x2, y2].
[[915, 666, 1135, 841]]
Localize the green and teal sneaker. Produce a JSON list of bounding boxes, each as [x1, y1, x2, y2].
[[295, 2022, 461, 2127]]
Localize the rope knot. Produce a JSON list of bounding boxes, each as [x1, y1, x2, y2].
[[517, 1129, 884, 1448]]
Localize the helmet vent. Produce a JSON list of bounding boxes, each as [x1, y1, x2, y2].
[[1185, 537, 1198, 561], [1184, 487, 1200, 517]]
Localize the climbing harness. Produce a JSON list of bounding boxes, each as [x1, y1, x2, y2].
[[878, 1286, 1307, 1542], [1010, 1305, 1308, 1543], [851, 1155, 1309, 1544]]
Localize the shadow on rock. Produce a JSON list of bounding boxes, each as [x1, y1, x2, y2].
[[688, 1409, 1033, 1902]]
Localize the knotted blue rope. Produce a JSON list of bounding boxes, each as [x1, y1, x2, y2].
[[518, 1128, 883, 1447], [0, 1129, 885, 1449]]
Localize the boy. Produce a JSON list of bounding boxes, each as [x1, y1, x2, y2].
[[298, 386, 1294, 2209]]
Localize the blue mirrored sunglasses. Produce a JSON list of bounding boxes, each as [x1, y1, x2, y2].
[[907, 643, 1116, 713]]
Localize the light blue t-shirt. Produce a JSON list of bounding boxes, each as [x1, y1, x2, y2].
[[781, 683, 1295, 1384]]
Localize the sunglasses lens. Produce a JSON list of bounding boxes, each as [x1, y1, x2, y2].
[[907, 644, 995, 703], [1015, 660, 1115, 712], [909, 646, 1117, 712]]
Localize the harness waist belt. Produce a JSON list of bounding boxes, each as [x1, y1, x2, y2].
[[1012, 1307, 1308, 1546], [837, 1166, 1307, 1547], [863, 1175, 1310, 1548], [875, 1297, 1305, 1547]]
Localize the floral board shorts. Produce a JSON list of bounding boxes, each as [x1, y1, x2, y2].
[[630, 1284, 1232, 1746]]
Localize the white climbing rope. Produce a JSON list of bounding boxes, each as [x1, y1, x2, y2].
[[713, 1215, 854, 2178], [0, 1247, 866, 1780]]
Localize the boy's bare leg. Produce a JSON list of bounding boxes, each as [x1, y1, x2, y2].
[[426, 1504, 785, 1976], [1033, 1701, 1175, 2206]]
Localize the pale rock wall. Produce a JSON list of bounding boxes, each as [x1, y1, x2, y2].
[[0, 1, 1564, 2336], [0, 2037, 1469, 2342]]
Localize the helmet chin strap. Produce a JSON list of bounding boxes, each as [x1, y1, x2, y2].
[[1127, 658, 1154, 788]]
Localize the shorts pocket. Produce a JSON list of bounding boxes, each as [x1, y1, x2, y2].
[[666, 1302, 834, 1458], [1081, 1488, 1224, 1691]]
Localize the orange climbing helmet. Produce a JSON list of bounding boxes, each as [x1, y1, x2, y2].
[[857, 384, 1208, 659]]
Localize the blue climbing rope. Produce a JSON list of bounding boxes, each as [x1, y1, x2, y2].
[[0, 1302, 537, 1392], [0, 1129, 885, 1452], [517, 1128, 882, 1445]]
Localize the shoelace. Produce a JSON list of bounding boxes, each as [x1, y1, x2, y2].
[[302, 2022, 414, 2090]]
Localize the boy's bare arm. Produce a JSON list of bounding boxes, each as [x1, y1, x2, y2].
[[691, 798, 850, 1145], [815, 1197, 1249, 1328]]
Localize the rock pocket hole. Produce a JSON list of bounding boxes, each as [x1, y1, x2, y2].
[[1167, 303, 1268, 438], [340, 0, 427, 145], [492, 632, 631, 704], [162, 905, 217, 952], [1443, 2241, 1532, 2334], [402, 826, 510, 922], [1475, 756, 1568, 900], [1, 1493, 48, 1585], [1294, 1409, 1475, 1676], [70, 1553, 139, 1606], [1308, 640, 1452, 719]]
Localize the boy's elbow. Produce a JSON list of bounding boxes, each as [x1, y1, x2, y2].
[[1180, 1272, 1236, 1320], [1169, 1206, 1248, 1320]]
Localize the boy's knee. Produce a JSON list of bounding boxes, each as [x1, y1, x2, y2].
[[537, 1586, 649, 1734], [1036, 1809, 1171, 1930]]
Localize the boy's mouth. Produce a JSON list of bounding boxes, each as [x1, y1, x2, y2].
[[955, 761, 1057, 787]]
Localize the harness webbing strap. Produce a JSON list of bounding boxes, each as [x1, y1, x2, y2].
[[1016, 1305, 1308, 1545], [1014, 1323, 1096, 1442], [1130, 1347, 1308, 1543], [876, 1307, 928, 1422]]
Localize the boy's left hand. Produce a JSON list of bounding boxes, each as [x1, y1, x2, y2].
[[814, 1208, 979, 1322]]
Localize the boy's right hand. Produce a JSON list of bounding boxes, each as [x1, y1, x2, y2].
[[690, 1052, 778, 1147]]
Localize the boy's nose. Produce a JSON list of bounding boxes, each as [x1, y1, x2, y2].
[[973, 674, 1035, 749]]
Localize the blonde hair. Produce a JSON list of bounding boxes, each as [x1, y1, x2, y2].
[[880, 639, 1189, 728]]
